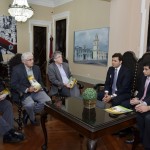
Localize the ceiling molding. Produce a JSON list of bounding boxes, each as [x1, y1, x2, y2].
[[28, 0, 73, 7]]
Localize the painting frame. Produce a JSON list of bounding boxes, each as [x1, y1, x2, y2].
[[0, 16, 17, 55], [73, 27, 109, 66]]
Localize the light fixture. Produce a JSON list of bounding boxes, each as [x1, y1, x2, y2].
[[8, 0, 34, 22]]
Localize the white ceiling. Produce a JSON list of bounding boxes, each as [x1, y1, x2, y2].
[[28, 0, 73, 7]]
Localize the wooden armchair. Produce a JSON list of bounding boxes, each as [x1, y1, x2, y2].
[[8, 53, 24, 130]]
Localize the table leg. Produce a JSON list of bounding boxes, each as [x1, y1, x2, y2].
[[87, 139, 98, 150], [41, 111, 48, 150]]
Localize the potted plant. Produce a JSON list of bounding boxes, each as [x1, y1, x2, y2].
[[82, 88, 97, 109]]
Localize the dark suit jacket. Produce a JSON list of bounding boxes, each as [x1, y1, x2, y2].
[[0, 80, 5, 92], [136, 75, 150, 105], [48, 62, 72, 96], [10, 63, 43, 96], [104, 65, 132, 96]]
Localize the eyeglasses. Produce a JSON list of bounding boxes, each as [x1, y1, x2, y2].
[[26, 58, 34, 61], [55, 55, 62, 59]]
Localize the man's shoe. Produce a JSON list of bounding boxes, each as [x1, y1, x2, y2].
[[9, 129, 25, 140], [125, 135, 134, 144], [3, 131, 22, 143]]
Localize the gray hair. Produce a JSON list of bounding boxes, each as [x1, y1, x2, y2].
[[52, 51, 62, 59], [21, 52, 33, 61]]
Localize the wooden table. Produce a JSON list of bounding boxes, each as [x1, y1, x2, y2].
[[41, 97, 136, 150]]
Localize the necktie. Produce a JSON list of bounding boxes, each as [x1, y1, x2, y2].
[[112, 68, 117, 94], [141, 77, 150, 101]]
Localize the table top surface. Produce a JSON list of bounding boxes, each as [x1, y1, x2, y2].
[[45, 97, 136, 132]]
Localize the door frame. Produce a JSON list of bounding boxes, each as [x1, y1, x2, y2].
[[139, 0, 150, 57], [29, 19, 52, 67], [52, 11, 70, 58]]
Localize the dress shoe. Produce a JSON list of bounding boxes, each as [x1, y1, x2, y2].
[[23, 110, 29, 125], [125, 136, 134, 144], [3, 129, 23, 143], [9, 129, 25, 140]]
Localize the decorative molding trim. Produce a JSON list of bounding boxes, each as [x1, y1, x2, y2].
[[29, 20, 52, 67], [28, 0, 73, 7], [54, 0, 73, 7], [52, 11, 70, 58], [139, 0, 147, 57]]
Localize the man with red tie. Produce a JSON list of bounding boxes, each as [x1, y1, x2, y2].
[[130, 61, 150, 150]]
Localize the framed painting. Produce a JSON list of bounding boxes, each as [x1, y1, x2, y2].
[[0, 16, 17, 55], [74, 27, 109, 66]]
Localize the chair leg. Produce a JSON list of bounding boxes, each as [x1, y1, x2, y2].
[[14, 104, 23, 131]]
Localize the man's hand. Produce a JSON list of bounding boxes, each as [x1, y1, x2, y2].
[[130, 97, 140, 105], [64, 83, 70, 88], [28, 86, 35, 93], [135, 104, 150, 113], [102, 94, 111, 103], [0, 94, 7, 101]]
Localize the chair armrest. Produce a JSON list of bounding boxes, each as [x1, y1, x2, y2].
[[77, 82, 84, 90], [43, 86, 49, 94], [93, 83, 105, 92]]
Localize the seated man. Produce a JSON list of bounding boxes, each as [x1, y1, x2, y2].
[[97, 53, 132, 108], [48, 51, 80, 98], [0, 80, 24, 143], [11, 52, 51, 125], [130, 61, 150, 150]]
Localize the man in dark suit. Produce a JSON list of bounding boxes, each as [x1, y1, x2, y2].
[[130, 61, 150, 150], [97, 53, 132, 107], [11, 52, 51, 125], [0, 79, 24, 143], [48, 51, 80, 98]]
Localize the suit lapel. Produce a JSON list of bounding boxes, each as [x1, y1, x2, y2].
[[21, 64, 28, 78], [111, 68, 115, 84]]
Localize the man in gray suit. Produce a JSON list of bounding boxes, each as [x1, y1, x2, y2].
[[0, 80, 24, 143], [48, 51, 80, 98], [11, 52, 51, 125]]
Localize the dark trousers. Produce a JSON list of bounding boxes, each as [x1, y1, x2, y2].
[[59, 86, 71, 97], [97, 90, 131, 108], [136, 112, 150, 149], [0, 100, 14, 135]]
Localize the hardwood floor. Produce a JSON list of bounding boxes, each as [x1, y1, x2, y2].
[[0, 81, 145, 150], [0, 115, 144, 150]]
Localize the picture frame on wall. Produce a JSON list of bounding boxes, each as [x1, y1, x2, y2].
[[74, 27, 109, 66], [0, 16, 17, 55]]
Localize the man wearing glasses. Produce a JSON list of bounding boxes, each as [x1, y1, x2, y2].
[[11, 52, 51, 126], [48, 51, 80, 98]]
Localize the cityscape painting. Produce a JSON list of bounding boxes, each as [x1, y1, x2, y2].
[[74, 27, 109, 66]]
